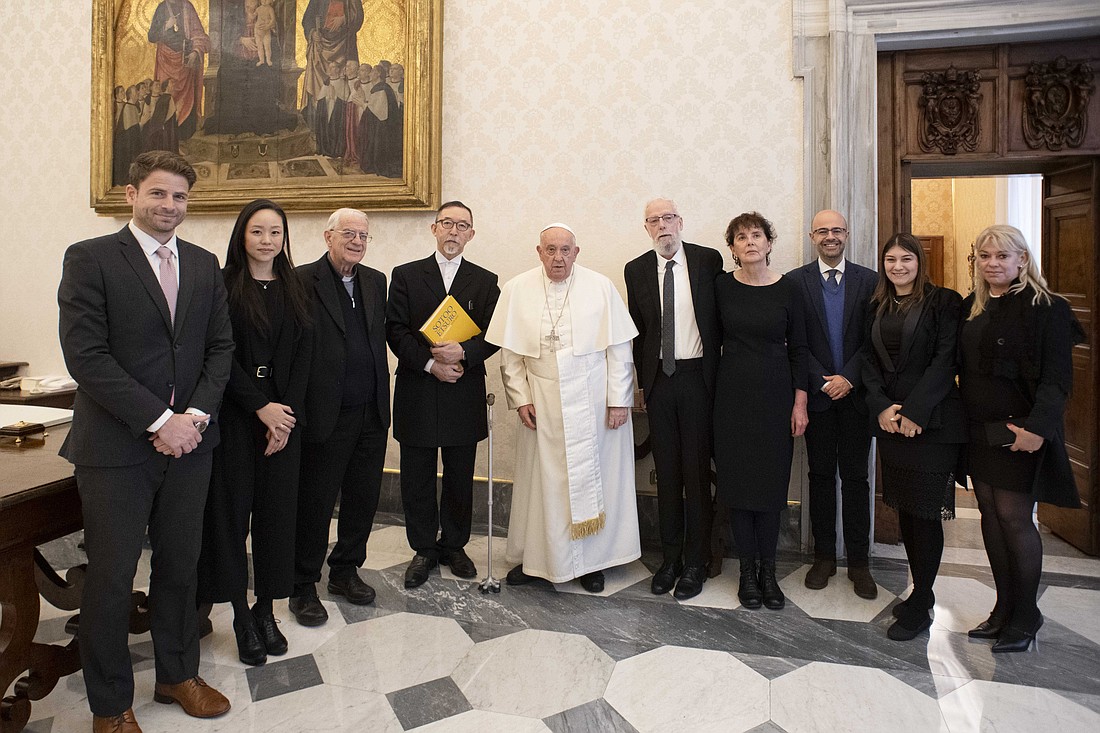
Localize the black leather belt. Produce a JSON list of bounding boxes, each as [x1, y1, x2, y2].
[[254, 366, 272, 378]]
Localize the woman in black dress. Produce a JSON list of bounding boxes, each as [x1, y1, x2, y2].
[[197, 199, 312, 665], [714, 212, 809, 610], [861, 233, 966, 640], [960, 224, 1083, 653]]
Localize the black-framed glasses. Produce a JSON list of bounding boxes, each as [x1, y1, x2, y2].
[[645, 214, 680, 226], [334, 229, 372, 243], [812, 227, 848, 237], [435, 219, 471, 232]]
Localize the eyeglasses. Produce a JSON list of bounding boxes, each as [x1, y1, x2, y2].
[[334, 229, 372, 243], [435, 219, 472, 232], [812, 227, 848, 237], [645, 214, 680, 226]]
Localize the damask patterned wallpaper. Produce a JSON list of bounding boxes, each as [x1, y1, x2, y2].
[[0, 0, 804, 475]]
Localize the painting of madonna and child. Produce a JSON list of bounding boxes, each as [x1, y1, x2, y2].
[[101, 0, 437, 210]]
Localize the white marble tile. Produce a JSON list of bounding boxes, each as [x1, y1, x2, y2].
[[874, 542, 1100, 579], [313, 611, 473, 694], [604, 645, 769, 732], [771, 662, 948, 732], [924, 576, 997, 634], [438, 534, 509, 583], [1040, 586, 1100, 647], [939, 680, 1100, 733], [925, 627, 979, 682], [954, 507, 981, 520], [200, 598, 347, 669], [552, 560, 651, 597], [780, 564, 893, 622], [675, 568, 743, 610], [451, 629, 613, 718], [363, 525, 415, 570], [410, 709, 551, 732]]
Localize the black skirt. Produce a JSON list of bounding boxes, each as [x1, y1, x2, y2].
[[878, 437, 960, 520]]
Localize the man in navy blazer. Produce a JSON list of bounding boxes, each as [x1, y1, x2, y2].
[[58, 151, 234, 732], [625, 198, 722, 600], [290, 208, 391, 626], [787, 210, 878, 599], [386, 200, 500, 588]]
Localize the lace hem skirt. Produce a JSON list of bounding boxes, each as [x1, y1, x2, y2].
[[879, 439, 962, 521]]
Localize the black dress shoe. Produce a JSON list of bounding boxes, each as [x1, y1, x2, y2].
[[887, 611, 933, 641], [506, 564, 537, 585], [288, 594, 328, 627], [673, 565, 707, 600], [650, 560, 682, 595], [404, 554, 438, 588], [252, 607, 288, 656], [992, 615, 1043, 653], [579, 571, 605, 593], [233, 612, 267, 666], [440, 549, 478, 579], [892, 591, 935, 618], [967, 615, 1006, 639], [327, 573, 376, 605]]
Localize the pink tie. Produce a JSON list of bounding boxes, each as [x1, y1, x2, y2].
[[156, 246, 177, 323]]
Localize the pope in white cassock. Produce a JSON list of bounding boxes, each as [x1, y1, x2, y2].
[[485, 224, 641, 593]]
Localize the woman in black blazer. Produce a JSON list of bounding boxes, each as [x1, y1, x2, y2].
[[960, 224, 1083, 653], [197, 199, 313, 665], [862, 233, 966, 641]]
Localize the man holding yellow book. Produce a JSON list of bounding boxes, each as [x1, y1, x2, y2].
[[386, 201, 501, 588]]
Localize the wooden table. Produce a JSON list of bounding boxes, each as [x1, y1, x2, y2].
[[0, 424, 84, 732], [0, 389, 76, 410]]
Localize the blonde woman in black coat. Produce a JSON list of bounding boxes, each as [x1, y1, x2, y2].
[[862, 234, 965, 641], [959, 224, 1083, 653]]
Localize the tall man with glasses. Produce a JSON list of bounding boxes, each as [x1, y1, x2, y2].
[[386, 201, 500, 588], [290, 208, 390, 626], [625, 198, 722, 599], [787, 210, 879, 598]]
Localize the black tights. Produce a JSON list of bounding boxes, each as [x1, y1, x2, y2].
[[898, 511, 943, 606], [973, 480, 1043, 629], [731, 509, 781, 561]]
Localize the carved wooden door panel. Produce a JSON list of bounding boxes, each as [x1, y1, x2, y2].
[[1037, 159, 1098, 555]]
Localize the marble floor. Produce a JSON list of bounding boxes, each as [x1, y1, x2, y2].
[[23, 505, 1100, 733]]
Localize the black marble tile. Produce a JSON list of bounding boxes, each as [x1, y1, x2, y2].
[[745, 722, 791, 733], [457, 620, 525, 643], [980, 622, 1100, 696], [588, 635, 662, 662], [544, 698, 640, 733], [730, 652, 810, 680], [246, 653, 324, 702], [387, 676, 471, 730], [1054, 689, 1100, 717], [883, 669, 951, 699]]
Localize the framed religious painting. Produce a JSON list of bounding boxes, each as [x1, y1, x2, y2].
[[90, 0, 442, 213]]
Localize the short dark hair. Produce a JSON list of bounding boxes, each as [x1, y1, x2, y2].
[[437, 200, 473, 225], [129, 150, 197, 189], [724, 211, 776, 246]]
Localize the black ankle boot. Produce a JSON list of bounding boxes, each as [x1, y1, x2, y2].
[[738, 556, 762, 609], [233, 610, 267, 666], [759, 558, 785, 610]]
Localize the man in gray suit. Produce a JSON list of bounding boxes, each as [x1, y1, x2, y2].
[[58, 151, 235, 733], [787, 210, 878, 599]]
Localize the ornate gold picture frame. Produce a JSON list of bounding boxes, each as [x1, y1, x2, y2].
[[91, 0, 442, 214]]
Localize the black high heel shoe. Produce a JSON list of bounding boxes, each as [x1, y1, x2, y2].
[[991, 615, 1043, 653], [967, 615, 1007, 640]]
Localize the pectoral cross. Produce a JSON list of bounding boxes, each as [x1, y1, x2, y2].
[[548, 328, 560, 351]]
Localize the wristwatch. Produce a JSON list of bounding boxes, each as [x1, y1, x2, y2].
[[193, 420, 208, 434]]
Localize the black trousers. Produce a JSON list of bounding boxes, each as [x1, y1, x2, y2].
[[647, 360, 714, 567], [75, 452, 212, 717], [805, 397, 871, 563], [399, 442, 477, 560], [295, 404, 386, 590]]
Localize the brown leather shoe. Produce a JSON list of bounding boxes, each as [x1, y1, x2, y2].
[[153, 676, 231, 718], [93, 708, 142, 733], [848, 565, 879, 599], [804, 557, 837, 589]]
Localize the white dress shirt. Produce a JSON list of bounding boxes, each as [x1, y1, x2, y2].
[[424, 252, 465, 372], [817, 257, 847, 283], [656, 245, 703, 361]]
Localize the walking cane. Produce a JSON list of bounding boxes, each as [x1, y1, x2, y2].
[[479, 393, 501, 593]]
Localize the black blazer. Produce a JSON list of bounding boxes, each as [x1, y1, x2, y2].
[[624, 242, 723, 401], [787, 259, 877, 412], [861, 285, 966, 443], [386, 254, 500, 447], [58, 226, 235, 466], [297, 254, 390, 442]]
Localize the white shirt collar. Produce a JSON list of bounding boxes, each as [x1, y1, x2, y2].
[[657, 244, 687, 269], [435, 250, 463, 268], [129, 220, 178, 258], [817, 258, 846, 277]]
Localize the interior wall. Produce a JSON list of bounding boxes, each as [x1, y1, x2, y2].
[[953, 177, 998, 293], [0, 1, 805, 478], [911, 179, 957, 291]]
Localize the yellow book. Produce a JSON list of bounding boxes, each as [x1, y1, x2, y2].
[[419, 295, 482, 345]]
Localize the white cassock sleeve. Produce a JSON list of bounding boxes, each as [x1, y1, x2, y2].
[[500, 347, 534, 410], [606, 341, 634, 408]]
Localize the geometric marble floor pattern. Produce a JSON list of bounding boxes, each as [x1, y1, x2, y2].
[[25, 523, 1100, 733]]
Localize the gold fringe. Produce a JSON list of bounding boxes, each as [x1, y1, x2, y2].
[[570, 512, 606, 540]]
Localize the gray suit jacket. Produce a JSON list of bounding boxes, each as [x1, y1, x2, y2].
[[58, 226, 234, 466]]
